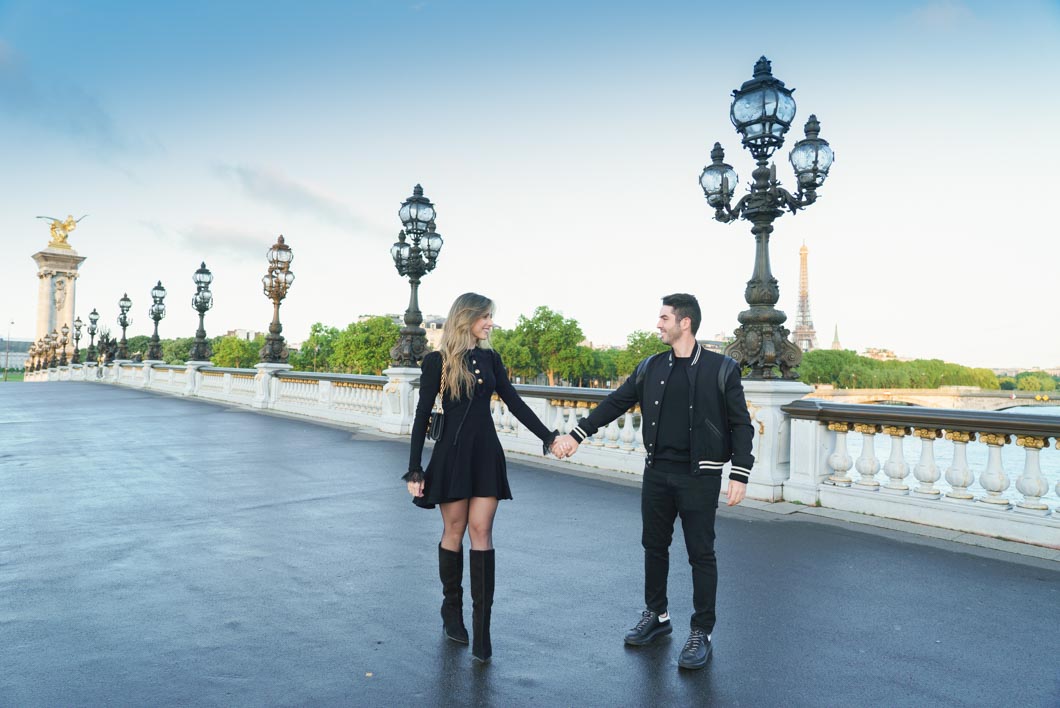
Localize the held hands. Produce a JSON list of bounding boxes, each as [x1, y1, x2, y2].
[[550, 434, 579, 459]]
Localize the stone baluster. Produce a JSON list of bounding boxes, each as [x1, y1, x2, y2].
[[977, 433, 1012, 508], [1055, 439, 1060, 512], [503, 401, 515, 433], [853, 423, 881, 490], [825, 422, 853, 487], [604, 419, 621, 448], [549, 400, 565, 433], [943, 431, 977, 501], [912, 428, 943, 499], [1014, 436, 1049, 515], [620, 410, 636, 451], [880, 426, 911, 494]]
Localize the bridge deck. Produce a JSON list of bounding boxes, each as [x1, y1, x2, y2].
[[2, 383, 1058, 707]]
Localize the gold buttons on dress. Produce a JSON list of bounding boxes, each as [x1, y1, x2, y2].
[[477, 378, 484, 384], [475, 369, 480, 374]]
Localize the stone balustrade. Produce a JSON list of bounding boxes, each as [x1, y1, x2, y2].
[[25, 362, 1059, 547]]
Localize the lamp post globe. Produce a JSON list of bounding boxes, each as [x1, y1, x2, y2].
[[390, 184, 444, 368], [260, 235, 294, 364], [116, 293, 132, 359], [147, 281, 167, 361], [700, 57, 835, 380], [189, 262, 214, 362], [48, 330, 58, 369]]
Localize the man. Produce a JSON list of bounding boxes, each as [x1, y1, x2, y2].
[[554, 293, 753, 670]]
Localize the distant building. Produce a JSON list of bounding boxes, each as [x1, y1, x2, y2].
[[369, 313, 446, 350], [699, 339, 728, 354], [2, 339, 32, 370], [862, 347, 898, 361], [831, 325, 841, 350], [225, 329, 264, 341]]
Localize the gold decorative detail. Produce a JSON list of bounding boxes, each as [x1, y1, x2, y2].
[[881, 425, 910, 437], [826, 422, 850, 433], [36, 214, 86, 250], [853, 423, 880, 435], [204, 371, 223, 377], [280, 377, 320, 385], [1016, 436, 1046, 449], [576, 401, 590, 409], [944, 430, 976, 443], [979, 433, 1011, 446], [913, 428, 942, 439], [233, 374, 255, 380]]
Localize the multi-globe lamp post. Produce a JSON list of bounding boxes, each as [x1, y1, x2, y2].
[[259, 236, 295, 364], [389, 185, 443, 367], [147, 281, 167, 361], [72, 316, 83, 364], [48, 330, 58, 368], [59, 323, 69, 367], [699, 56, 834, 380], [116, 293, 132, 360], [189, 262, 214, 362], [86, 308, 99, 363]]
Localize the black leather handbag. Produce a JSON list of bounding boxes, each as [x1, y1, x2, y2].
[[427, 409, 444, 442]]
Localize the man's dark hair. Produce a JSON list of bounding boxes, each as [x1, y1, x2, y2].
[[662, 293, 701, 335]]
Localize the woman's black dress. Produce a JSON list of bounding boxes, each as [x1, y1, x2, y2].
[[406, 348, 556, 509]]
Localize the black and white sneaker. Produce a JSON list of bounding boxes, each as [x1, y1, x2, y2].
[[677, 628, 712, 669], [623, 610, 672, 646]]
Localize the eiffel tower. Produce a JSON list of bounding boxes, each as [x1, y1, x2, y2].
[[793, 242, 817, 352]]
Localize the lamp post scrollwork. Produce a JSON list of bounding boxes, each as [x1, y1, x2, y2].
[[259, 235, 295, 364], [700, 57, 834, 380], [117, 293, 132, 359], [189, 262, 214, 362], [148, 281, 167, 361], [389, 184, 443, 368]]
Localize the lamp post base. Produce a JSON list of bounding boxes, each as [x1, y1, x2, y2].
[[390, 326, 429, 369]]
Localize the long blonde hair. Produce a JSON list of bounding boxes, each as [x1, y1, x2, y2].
[[439, 292, 494, 401]]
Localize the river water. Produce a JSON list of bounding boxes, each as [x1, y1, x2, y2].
[[842, 406, 1060, 504]]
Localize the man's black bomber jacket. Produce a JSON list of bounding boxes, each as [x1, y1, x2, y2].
[[569, 345, 755, 483]]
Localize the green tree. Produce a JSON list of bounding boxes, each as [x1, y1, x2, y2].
[[162, 337, 195, 365], [489, 327, 535, 380], [1016, 373, 1055, 392], [511, 306, 585, 386], [329, 317, 400, 374], [998, 376, 1016, 390], [616, 330, 669, 376], [290, 323, 341, 372], [211, 335, 263, 368], [125, 335, 152, 358]]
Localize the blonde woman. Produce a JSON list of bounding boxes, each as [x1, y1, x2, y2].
[[404, 292, 561, 664]]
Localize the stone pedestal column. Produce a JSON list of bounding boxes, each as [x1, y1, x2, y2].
[[254, 363, 293, 409], [32, 246, 86, 346], [379, 366, 421, 434], [741, 379, 813, 502]]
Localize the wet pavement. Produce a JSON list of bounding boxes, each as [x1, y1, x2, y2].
[[2, 382, 1058, 707]]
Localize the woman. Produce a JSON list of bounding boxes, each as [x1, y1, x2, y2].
[[404, 292, 561, 664]]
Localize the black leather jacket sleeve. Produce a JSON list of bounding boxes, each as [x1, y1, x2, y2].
[[568, 372, 640, 443]]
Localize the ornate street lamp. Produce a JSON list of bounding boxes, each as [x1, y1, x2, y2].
[[28, 343, 36, 372], [72, 316, 83, 364], [189, 262, 214, 361], [259, 235, 295, 363], [117, 293, 132, 359], [390, 184, 444, 367], [59, 323, 70, 367], [148, 281, 167, 360], [48, 330, 58, 368], [86, 308, 99, 363], [700, 56, 834, 380]]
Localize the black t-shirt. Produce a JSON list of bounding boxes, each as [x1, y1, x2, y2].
[[654, 354, 692, 468]]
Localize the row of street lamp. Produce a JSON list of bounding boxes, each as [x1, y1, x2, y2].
[[28, 58, 831, 381], [27, 235, 297, 371]]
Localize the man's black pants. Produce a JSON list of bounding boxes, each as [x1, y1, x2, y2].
[[641, 464, 721, 633]]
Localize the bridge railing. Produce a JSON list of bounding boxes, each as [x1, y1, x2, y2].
[[783, 399, 1060, 546], [25, 362, 1060, 547]]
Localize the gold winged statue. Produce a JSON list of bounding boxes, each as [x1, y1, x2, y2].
[[36, 214, 87, 249]]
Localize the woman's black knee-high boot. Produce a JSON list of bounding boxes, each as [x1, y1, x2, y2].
[[470, 548, 495, 663], [439, 544, 469, 644]]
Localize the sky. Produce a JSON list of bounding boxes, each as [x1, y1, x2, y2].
[[2, 0, 1058, 369]]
